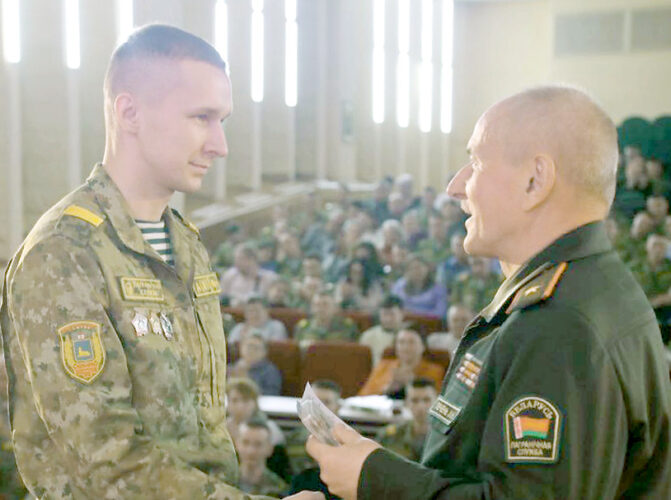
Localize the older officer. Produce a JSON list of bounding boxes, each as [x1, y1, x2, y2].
[[303, 85, 671, 499], [0, 24, 320, 500]]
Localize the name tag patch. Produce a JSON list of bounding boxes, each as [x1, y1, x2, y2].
[[58, 321, 105, 384], [120, 277, 164, 302], [429, 396, 461, 428], [504, 396, 562, 463], [193, 272, 221, 298]]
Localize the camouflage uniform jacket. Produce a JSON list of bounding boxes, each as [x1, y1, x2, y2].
[[238, 467, 288, 497], [375, 420, 426, 462], [284, 427, 316, 474], [293, 317, 358, 343], [0, 164, 273, 499]]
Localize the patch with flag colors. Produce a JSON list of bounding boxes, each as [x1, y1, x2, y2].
[[504, 395, 562, 463]]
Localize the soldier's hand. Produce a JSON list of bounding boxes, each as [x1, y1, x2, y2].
[[306, 423, 380, 500], [283, 492, 326, 500]]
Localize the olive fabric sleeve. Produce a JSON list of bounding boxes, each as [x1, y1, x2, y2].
[[359, 305, 630, 500]]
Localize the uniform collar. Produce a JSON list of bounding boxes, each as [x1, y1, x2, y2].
[[480, 221, 612, 322]]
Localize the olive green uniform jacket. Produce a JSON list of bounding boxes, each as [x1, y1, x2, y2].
[[358, 222, 671, 499], [0, 164, 273, 499]]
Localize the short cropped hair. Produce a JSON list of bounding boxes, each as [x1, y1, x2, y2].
[[312, 379, 342, 397], [408, 377, 437, 391], [227, 377, 260, 401]]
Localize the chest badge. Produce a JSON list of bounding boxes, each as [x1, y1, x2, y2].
[[131, 310, 149, 337], [160, 312, 174, 341], [504, 395, 563, 463], [149, 312, 163, 336]]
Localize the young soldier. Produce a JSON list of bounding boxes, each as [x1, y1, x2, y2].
[[237, 419, 288, 497], [375, 378, 437, 461], [0, 24, 317, 500]]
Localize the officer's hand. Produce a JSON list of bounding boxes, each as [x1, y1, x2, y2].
[[306, 423, 381, 500], [283, 491, 325, 500]]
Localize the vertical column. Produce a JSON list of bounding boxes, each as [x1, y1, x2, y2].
[[288, 106, 297, 180], [7, 64, 22, 255], [315, 0, 327, 179], [252, 103, 262, 190], [66, 70, 81, 190]]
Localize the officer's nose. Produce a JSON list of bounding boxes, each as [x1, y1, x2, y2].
[[446, 164, 471, 201], [207, 124, 229, 158]]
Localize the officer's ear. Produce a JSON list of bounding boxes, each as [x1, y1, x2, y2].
[[522, 154, 556, 211], [114, 92, 140, 133]]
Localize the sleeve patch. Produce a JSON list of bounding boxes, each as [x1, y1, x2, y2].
[[58, 321, 106, 384], [504, 396, 562, 463]]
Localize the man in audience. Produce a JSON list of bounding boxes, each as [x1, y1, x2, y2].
[[229, 334, 283, 396], [306, 86, 671, 500], [436, 232, 470, 288], [0, 24, 295, 499], [416, 213, 451, 264], [286, 380, 342, 477], [287, 380, 342, 499], [375, 378, 437, 462], [229, 296, 288, 343], [451, 255, 502, 313], [236, 419, 289, 497], [646, 193, 669, 226], [378, 219, 406, 266], [301, 209, 344, 259], [358, 329, 444, 399], [291, 275, 325, 310], [294, 291, 358, 344], [386, 192, 407, 221], [220, 243, 278, 306], [621, 210, 656, 264], [276, 232, 303, 278], [402, 210, 428, 251], [426, 303, 474, 354], [359, 295, 406, 366], [395, 173, 420, 212], [267, 279, 294, 308], [613, 155, 650, 218], [302, 253, 323, 280], [630, 234, 671, 308]]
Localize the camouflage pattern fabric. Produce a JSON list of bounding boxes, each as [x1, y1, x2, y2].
[[0, 164, 274, 499], [238, 468, 288, 498]]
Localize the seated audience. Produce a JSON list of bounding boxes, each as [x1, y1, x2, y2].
[[335, 258, 384, 313], [276, 231, 303, 278], [416, 213, 451, 264], [301, 252, 323, 280], [621, 210, 657, 264], [358, 328, 444, 399], [294, 291, 358, 344], [256, 238, 278, 272], [391, 255, 448, 318], [630, 234, 671, 308], [378, 219, 405, 265], [375, 377, 437, 461], [451, 256, 502, 313], [647, 194, 669, 227], [395, 173, 420, 212], [228, 334, 283, 396], [226, 378, 285, 448], [291, 275, 324, 310], [613, 155, 651, 219], [359, 295, 406, 366], [220, 244, 277, 306], [353, 241, 385, 279], [228, 297, 288, 343], [287, 380, 342, 499], [266, 279, 293, 308], [402, 210, 427, 251], [426, 303, 474, 354], [236, 419, 288, 497], [437, 232, 470, 288]]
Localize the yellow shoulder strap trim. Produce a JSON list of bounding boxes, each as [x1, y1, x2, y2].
[[63, 205, 104, 227], [185, 219, 200, 235]]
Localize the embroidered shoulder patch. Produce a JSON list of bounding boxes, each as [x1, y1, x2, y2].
[[58, 321, 106, 384], [429, 395, 462, 428], [504, 396, 562, 463], [193, 272, 221, 298]]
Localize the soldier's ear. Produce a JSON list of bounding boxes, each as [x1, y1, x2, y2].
[[114, 92, 140, 133], [522, 154, 556, 211]]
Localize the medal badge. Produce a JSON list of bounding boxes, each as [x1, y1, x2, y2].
[[149, 312, 163, 336], [160, 312, 174, 341], [131, 310, 149, 337]]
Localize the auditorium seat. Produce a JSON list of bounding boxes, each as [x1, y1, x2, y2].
[[301, 342, 372, 398]]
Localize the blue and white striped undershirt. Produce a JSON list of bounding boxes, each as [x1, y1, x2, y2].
[[136, 219, 175, 266]]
